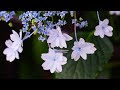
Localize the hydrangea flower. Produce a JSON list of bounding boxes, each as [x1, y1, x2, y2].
[[79, 21, 88, 28], [38, 35, 46, 42], [10, 30, 23, 51], [3, 30, 23, 62], [59, 11, 68, 18], [41, 48, 67, 73], [3, 40, 21, 62], [71, 38, 96, 61], [47, 26, 73, 48], [109, 11, 120, 15], [94, 19, 113, 38]]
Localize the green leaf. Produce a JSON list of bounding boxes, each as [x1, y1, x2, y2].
[[32, 35, 55, 78], [18, 35, 49, 79], [32, 35, 48, 64], [55, 32, 114, 79]]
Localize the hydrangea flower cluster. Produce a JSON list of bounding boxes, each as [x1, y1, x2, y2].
[[1, 11, 113, 73], [0, 11, 15, 22], [94, 11, 113, 38]]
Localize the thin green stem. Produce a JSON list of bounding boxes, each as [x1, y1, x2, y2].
[[73, 11, 78, 42], [22, 29, 37, 41], [97, 11, 101, 23]]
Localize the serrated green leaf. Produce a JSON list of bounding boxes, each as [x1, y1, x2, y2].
[[55, 32, 114, 79]]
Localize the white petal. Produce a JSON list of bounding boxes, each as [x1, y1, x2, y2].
[[41, 54, 54, 61], [102, 19, 109, 26], [12, 30, 19, 37], [15, 51, 19, 59], [47, 35, 56, 43], [18, 46, 23, 53], [80, 51, 87, 60], [63, 33, 73, 41], [55, 38, 60, 47], [71, 51, 80, 61], [79, 38, 85, 44], [83, 43, 95, 53], [48, 48, 56, 54], [74, 41, 79, 46], [105, 31, 113, 37], [94, 26, 100, 36], [3, 48, 12, 55], [94, 27, 100, 36], [55, 68, 61, 73], [10, 34, 18, 41], [50, 29, 58, 35], [5, 40, 13, 48], [41, 48, 55, 61], [50, 63, 56, 73], [72, 41, 80, 50], [10, 33, 19, 42], [19, 30, 22, 40], [56, 64, 62, 72], [107, 26, 113, 31], [12, 41, 20, 50], [86, 43, 94, 47], [59, 37, 67, 48], [98, 29, 104, 38], [6, 53, 16, 62], [50, 41, 57, 48], [83, 46, 96, 54], [95, 25, 105, 38], [41, 54, 48, 61], [61, 56, 67, 65], [57, 26, 62, 35], [42, 60, 53, 70]]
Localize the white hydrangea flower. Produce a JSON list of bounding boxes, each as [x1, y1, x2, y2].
[[47, 26, 73, 48], [94, 19, 113, 38], [10, 30, 23, 51], [3, 30, 23, 62], [71, 38, 96, 61], [109, 11, 120, 15], [41, 48, 67, 73]]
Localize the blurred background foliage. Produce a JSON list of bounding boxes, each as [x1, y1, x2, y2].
[[0, 11, 120, 79]]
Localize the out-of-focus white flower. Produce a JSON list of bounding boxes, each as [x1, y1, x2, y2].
[[3, 30, 23, 62], [71, 38, 96, 61], [47, 26, 73, 48], [94, 19, 113, 38], [41, 48, 67, 73], [10, 30, 23, 51], [3, 40, 20, 62], [109, 11, 120, 15]]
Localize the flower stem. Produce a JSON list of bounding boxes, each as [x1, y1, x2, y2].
[[97, 11, 101, 22], [22, 30, 37, 41], [73, 11, 78, 42]]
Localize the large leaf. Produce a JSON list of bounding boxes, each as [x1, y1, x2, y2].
[[19, 35, 49, 79], [19, 35, 55, 79], [55, 32, 114, 79]]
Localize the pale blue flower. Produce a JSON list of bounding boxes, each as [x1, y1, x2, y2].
[[38, 35, 46, 42]]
